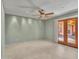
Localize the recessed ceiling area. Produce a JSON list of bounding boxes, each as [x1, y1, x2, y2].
[[3, 0, 78, 19]]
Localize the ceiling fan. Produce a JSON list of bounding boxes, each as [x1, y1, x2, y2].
[[19, 0, 54, 19], [38, 9, 54, 18]]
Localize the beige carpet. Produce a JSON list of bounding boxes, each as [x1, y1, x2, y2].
[[5, 41, 78, 59]]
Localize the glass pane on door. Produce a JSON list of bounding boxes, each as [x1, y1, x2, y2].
[[58, 21, 64, 42], [67, 19, 76, 44]]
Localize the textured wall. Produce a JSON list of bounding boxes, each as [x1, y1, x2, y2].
[[5, 14, 45, 44], [45, 11, 78, 42]]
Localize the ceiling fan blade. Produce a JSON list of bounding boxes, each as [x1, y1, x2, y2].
[[45, 12, 54, 15]]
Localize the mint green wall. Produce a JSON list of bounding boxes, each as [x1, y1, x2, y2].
[[45, 20, 54, 41], [5, 14, 45, 44], [2, 3, 5, 59]]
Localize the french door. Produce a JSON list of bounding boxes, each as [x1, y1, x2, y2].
[[58, 18, 78, 48]]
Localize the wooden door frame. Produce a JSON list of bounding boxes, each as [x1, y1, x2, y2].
[[58, 17, 78, 48], [75, 18, 78, 48], [58, 20, 65, 44]]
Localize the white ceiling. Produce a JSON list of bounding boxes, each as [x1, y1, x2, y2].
[[3, 0, 78, 19]]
